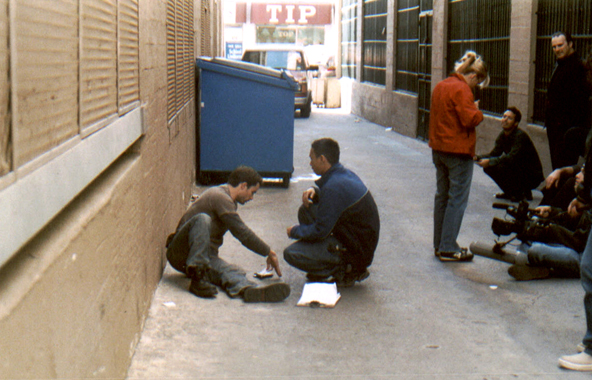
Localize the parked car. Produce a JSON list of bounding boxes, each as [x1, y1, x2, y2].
[[242, 47, 318, 117]]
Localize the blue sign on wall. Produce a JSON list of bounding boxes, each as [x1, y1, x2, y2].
[[226, 42, 243, 60]]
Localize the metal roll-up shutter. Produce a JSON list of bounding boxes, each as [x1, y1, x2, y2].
[[14, 0, 79, 167], [187, 0, 195, 101], [118, 0, 139, 114], [201, 0, 211, 56], [177, 0, 188, 108], [0, 0, 9, 176], [81, 0, 117, 130], [166, 0, 177, 121]]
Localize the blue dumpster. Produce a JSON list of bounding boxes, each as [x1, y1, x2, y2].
[[196, 57, 298, 187]]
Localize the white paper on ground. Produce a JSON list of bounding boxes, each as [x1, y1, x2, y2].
[[297, 282, 341, 308]]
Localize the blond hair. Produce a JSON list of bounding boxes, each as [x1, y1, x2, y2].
[[454, 51, 490, 89]]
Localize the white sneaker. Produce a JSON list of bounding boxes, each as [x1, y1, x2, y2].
[[558, 352, 592, 371]]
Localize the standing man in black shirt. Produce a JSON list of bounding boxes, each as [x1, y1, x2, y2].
[[545, 31, 591, 170]]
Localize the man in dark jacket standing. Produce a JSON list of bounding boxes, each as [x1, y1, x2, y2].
[[284, 138, 380, 287], [475, 107, 544, 202], [546, 31, 591, 170]]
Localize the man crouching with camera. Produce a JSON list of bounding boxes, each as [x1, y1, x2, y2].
[[491, 166, 591, 280]]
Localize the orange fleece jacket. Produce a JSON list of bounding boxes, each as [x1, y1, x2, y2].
[[428, 73, 483, 156]]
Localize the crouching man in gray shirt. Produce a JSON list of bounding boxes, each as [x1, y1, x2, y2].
[[166, 166, 290, 302]]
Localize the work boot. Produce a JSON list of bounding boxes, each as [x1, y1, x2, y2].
[[187, 266, 217, 298], [242, 282, 290, 303]]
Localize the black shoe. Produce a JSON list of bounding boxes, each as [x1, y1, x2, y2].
[[189, 277, 218, 298], [337, 269, 370, 288], [243, 283, 291, 303], [306, 273, 332, 283]]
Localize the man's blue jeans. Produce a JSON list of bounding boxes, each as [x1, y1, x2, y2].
[[166, 213, 256, 297], [579, 228, 592, 354], [432, 150, 474, 253], [520, 242, 581, 278]]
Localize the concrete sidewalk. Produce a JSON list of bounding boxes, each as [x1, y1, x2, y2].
[[126, 108, 589, 379]]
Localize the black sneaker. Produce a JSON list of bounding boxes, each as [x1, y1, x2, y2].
[[243, 283, 291, 303], [337, 269, 370, 288], [439, 248, 473, 262], [306, 273, 332, 283], [189, 278, 218, 298]]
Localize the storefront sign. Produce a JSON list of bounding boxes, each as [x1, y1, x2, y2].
[[225, 42, 243, 60], [250, 3, 332, 25]]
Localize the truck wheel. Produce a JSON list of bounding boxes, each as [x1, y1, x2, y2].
[[301, 100, 312, 118]]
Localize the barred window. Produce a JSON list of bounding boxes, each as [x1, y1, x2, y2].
[[395, 0, 419, 93], [447, 0, 510, 116], [533, 0, 592, 125], [167, 0, 196, 124], [362, 0, 387, 85], [341, 0, 358, 79]]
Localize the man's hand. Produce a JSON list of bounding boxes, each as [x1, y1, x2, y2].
[[568, 198, 586, 218], [286, 225, 296, 237], [266, 250, 282, 277], [545, 169, 563, 189], [476, 158, 490, 168], [301, 188, 316, 208], [534, 206, 551, 218]]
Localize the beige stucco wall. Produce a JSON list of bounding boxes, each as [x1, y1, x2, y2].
[[351, 82, 419, 138], [0, 2, 201, 378]]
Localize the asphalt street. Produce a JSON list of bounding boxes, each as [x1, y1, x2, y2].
[[126, 107, 590, 379]]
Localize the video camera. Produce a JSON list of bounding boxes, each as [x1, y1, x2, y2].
[[491, 200, 547, 237]]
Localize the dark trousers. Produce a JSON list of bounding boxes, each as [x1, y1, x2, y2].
[[540, 176, 576, 210], [547, 125, 587, 170], [283, 204, 343, 278], [484, 164, 541, 197]]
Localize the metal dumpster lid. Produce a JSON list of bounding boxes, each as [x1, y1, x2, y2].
[[196, 57, 299, 91], [199, 57, 283, 77]]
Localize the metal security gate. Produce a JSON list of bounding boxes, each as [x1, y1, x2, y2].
[[417, 1, 433, 141], [446, 0, 510, 116]]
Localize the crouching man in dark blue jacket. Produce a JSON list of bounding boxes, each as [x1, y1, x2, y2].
[[284, 138, 380, 287]]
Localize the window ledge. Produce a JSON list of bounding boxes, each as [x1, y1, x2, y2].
[[0, 108, 143, 267]]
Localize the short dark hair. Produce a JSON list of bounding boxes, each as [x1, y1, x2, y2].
[[507, 106, 522, 124], [311, 138, 340, 165], [552, 31, 574, 45], [227, 166, 263, 187]]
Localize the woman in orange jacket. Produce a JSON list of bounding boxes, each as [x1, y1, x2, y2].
[[429, 51, 489, 262]]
